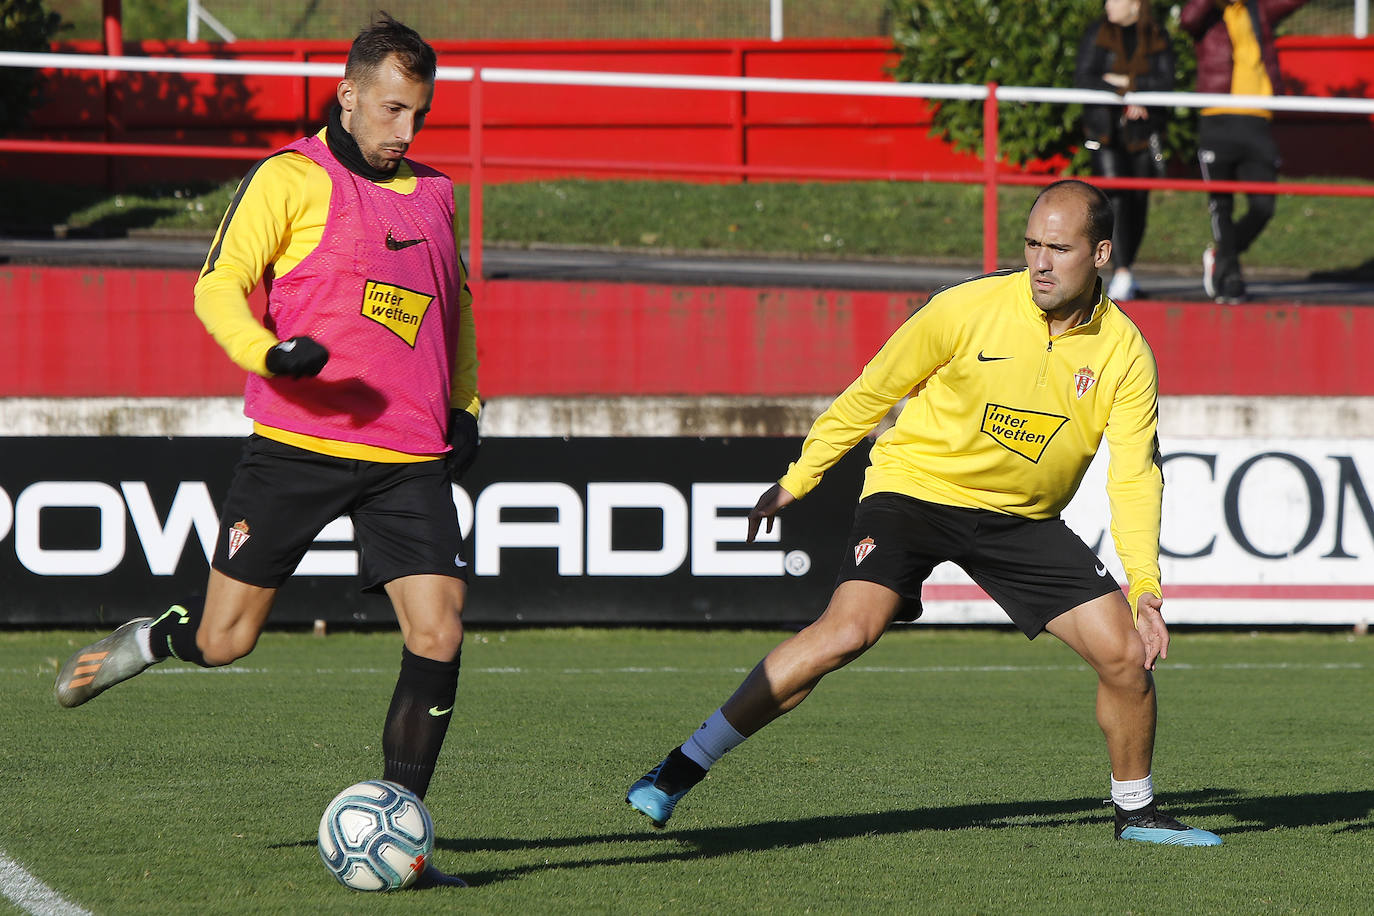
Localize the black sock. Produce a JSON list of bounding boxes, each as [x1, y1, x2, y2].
[[383, 647, 461, 801], [146, 602, 209, 667], [655, 747, 707, 794]]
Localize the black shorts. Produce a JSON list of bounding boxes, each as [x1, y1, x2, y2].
[[836, 493, 1121, 637], [212, 435, 468, 593]]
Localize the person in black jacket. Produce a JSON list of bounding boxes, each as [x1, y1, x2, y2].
[[1075, 0, 1176, 301]]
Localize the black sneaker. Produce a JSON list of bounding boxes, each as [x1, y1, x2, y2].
[[1217, 277, 1248, 305], [1114, 803, 1222, 846]]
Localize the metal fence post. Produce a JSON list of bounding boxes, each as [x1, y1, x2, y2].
[[469, 68, 485, 299], [982, 81, 998, 274]]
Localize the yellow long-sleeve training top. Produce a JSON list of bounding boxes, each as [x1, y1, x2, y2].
[[193, 127, 479, 462], [779, 268, 1164, 612]]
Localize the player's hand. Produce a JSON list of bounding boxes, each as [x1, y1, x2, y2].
[[746, 483, 795, 543], [265, 336, 329, 379], [1135, 592, 1168, 670], [445, 408, 480, 482]]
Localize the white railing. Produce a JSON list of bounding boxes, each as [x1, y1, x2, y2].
[[2, 51, 1372, 279]]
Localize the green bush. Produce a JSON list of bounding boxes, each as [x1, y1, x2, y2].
[[0, 0, 63, 133], [887, 0, 1197, 174]]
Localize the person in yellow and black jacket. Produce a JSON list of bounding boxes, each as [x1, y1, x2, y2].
[[626, 180, 1224, 848], [1182, 0, 1312, 303], [56, 13, 476, 887]]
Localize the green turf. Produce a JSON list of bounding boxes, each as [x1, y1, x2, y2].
[[2, 627, 1370, 914], [7, 178, 1374, 278]]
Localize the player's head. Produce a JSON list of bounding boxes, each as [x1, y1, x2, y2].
[[337, 13, 437, 174], [1023, 180, 1113, 315], [345, 12, 437, 87]]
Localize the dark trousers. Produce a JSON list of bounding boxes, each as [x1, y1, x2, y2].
[[1198, 114, 1280, 296], [1091, 144, 1157, 269]]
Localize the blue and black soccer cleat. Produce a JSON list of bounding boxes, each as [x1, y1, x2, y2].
[[1114, 804, 1223, 846], [626, 748, 705, 829]]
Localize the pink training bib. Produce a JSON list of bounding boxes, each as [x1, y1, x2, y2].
[[245, 135, 463, 454]]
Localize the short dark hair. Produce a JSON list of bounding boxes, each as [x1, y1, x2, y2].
[[1032, 179, 1114, 245], [345, 11, 436, 86]]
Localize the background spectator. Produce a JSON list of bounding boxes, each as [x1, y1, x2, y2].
[[1182, 0, 1312, 303], [1075, 0, 1177, 302]]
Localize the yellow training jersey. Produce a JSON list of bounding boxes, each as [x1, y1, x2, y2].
[[194, 127, 480, 462], [779, 268, 1163, 610]]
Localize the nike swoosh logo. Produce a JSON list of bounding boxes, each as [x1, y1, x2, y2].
[[977, 351, 1013, 362], [386, 230, 426, 251], [428, 705, 453, 717], [1095, 564, 1108, 577]]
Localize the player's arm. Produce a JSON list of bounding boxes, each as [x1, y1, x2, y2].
[[1103, 340, 1165, 624], [1073, 25, 1117, 93], [448, 201, 480, 419], [193, 153, 305, 377], [777, 301, 954, 502], [443, 200, 482, 480]]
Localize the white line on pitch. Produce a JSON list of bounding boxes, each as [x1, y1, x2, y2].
[[12, 661, 1363, 679], [0, 850, 91, 916], [124, 661, 1363, 675]]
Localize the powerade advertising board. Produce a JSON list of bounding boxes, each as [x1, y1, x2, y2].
[[0, 438, 869, 626], [3, 437, 1372, 626]]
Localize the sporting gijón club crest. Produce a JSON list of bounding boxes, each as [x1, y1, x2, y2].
[[227, 519, 251, 559], [854, 537, 876, 565], [1073, 366, 1097, 400]]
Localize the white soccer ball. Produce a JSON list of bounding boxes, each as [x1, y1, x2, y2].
[[318, 779, 434, 891]]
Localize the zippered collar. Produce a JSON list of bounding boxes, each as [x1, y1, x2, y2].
[[1015, 270, 1110, 338]]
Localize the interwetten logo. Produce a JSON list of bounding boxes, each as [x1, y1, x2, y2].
[[980, 403, 1067, 462], [361, 280, 434, 346]]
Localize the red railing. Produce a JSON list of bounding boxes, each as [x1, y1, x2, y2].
[[4, 51, 1374, 296]]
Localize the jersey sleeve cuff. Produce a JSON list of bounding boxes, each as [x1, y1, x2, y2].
[[776, 470, 813, 501], [1126, 580, 1162, 622]]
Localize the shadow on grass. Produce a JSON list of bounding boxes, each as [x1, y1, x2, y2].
[[269, 789, 1373, 887], [425, 788, 1373, 886], [1310, 259, 1374, 283]]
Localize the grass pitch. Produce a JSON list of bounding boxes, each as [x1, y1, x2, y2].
[[2, 627, 1370, 914]]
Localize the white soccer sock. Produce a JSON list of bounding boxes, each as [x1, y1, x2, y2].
[[680, 708, 746, 770], [135, 622, 157, 664], [1110, 773, 1154, 811]]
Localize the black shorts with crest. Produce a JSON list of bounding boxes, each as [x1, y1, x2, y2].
[[837, 492, 1122, 636]]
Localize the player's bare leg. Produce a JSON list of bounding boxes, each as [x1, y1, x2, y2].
[[387, 573, 466, 663], [1046, 591, 1155, 779], [384, 573, 469, 886], [196, 569, 278, 666], [1047, 593, 1221, 845], [721, 580, 905, 735], [627, 580, 902, 827]]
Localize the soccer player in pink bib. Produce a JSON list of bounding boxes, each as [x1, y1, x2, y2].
[[56, 13, 478, 887]]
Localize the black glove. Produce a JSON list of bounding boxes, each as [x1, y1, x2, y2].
[[445, 408, 481, 482], [265, 336, 329, 379]]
